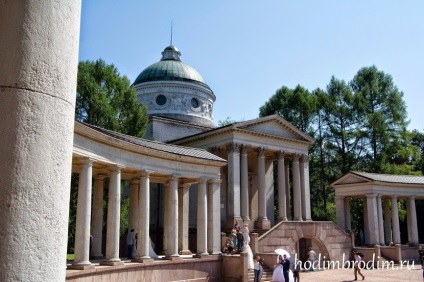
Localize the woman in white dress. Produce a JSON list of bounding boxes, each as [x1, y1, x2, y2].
[[149, 238, 158, 259], [243, 223, 254, 269], [272, 255, 295, 282]]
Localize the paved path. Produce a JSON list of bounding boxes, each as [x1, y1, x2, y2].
[[299, 265, 423, 282]]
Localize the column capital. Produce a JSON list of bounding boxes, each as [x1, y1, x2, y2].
[[408, 195, 416, 200], [336, 195, 345, 201], [300, 154, 309, 162], [292, 154, 300, 162], [109, 164, 124, 172], [391, 195, 399, 200], [207, 178, 222, 185], [277, 150, 286, 159], [227, 143, 240, 153], [240, 145, 250, 154], [256, 147, 265, 157], [140, 170, 154, 177], [365, 194, 376, 199], [94, 174, 107, 181], [168, 175, 179, 183]]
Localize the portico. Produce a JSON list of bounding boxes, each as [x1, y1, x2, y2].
[[69, 122, 226, 269], [172, 115, 314, 230], [332, 171, 424, 246]]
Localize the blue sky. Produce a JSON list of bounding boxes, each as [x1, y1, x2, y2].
[[79, 1, 424, 131]]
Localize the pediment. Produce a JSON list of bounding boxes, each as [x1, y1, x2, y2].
[[332, 173, 371, 187], [234, 115, 314, 143]]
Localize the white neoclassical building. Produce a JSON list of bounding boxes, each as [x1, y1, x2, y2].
[[70, 121, 226, 268], [332, 171, 424, 246]]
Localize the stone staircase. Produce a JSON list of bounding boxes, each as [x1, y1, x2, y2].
[[247, 264, 273, 282]]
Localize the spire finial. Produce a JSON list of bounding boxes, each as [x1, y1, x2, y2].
[[170, 20, 173, 45]]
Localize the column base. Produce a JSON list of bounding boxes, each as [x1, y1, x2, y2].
[[163, 254, 182, 261], [255, 218, 271, 230], [132, 257, 154, 264], [92, 254, 104, 259], [193, 253, 209, 258], [180, 250, 192, 255], [100, 259, 125, 266]]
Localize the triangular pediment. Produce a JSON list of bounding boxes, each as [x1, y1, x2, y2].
[[233, 115, 314, 143], [331, 172, 372, 187]]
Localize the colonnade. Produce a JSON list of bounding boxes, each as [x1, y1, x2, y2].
[[70, 158, 222, 269], [336, 195, 419, 246], [224, 143, 312, 230]]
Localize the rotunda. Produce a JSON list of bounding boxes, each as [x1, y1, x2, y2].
[[133, 45, 216, 137]]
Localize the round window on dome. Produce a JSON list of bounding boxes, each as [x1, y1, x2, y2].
[[156, 94, 167, 106], [191, 98, 200, 108]]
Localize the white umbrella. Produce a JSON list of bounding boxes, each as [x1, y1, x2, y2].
[[275, 248, 291, 259]]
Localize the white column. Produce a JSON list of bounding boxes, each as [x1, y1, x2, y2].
[[277, 151, 287, 221], [366, 194, 379, 245], [163, 183, 169, 254], [335, 196, 345, 230], [285, 162, 291, 220], [0, 1, 81, 280], [363, 198, 369, 244], [196, 180, 208, 257], [391, 196, 401, 244], [407, 196, 419, 245], [240, 146, 250, 221], [208, 179, 222, 255], [344, 198, 351, 232], [72, 159, 94, 268], [256, 147, 270, 229], [134, 171, 153, 262], [292, 155, 302, 221], [383, 198, 392, 245], [102, 166, 123, 265], [377, 195, 385, 245], [129, 179, 139, 231], [300, 155, 311, 221], [227, 143, 242, 228], [91, 175, 106, 259], [406, 198, 412, 244], [178, 183, 191, 255], [166, 176, 180, 259]]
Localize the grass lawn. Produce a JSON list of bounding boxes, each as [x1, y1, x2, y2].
[[67, 254, 74, 260]]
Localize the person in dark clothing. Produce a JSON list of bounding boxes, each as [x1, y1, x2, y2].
[[236, 229, 244, 253], [282, 254, 290, 282], [418, 246, 424, 266]]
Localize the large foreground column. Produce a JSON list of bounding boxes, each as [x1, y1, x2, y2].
[[0, 1, 81, 281]]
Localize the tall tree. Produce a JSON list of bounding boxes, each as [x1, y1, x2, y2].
[[76, 59, 148, 137], [259, 85, 317, 135], [320, 77, 366, 174], [350, 66, 408, 172]]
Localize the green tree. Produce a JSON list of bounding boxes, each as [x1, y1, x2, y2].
[[259, 85, 317, 135], [350, 66, 409, 172], [319, 77, 366, 174], [76, 59, 148, 137]]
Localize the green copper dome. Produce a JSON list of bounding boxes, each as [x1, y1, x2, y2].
[[133, 45, 209, 88]]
